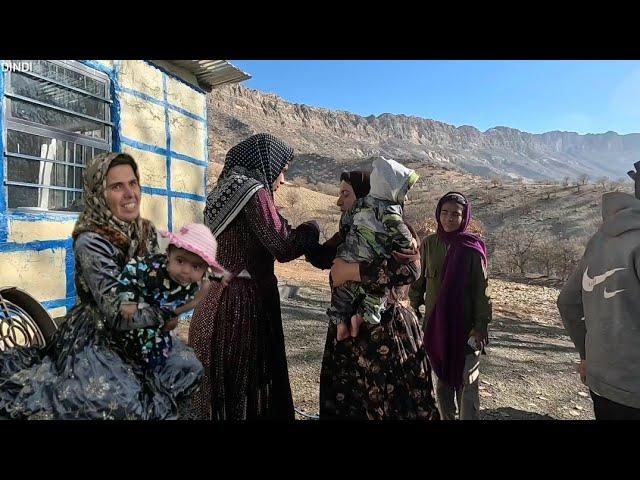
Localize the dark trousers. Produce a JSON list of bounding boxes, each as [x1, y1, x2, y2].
[[590, 391, 640, 420]]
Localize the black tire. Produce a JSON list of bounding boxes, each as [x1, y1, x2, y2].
[[0, 287, 59, 348]]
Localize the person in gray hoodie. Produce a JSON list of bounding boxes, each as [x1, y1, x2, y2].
[[557, 161, 640, 419]]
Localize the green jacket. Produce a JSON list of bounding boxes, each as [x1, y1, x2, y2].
[[409, 233, 492, 334]]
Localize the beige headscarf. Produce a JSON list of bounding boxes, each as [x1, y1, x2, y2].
[[72, 152, 154, 260]]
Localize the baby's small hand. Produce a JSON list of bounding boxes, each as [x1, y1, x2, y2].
[[120, 303, 138, 320]]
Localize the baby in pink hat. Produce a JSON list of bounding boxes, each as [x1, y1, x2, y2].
[[114, 223, 231, 368]]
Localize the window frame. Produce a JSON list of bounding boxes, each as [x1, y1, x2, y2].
[[3, 60, 112, 213]]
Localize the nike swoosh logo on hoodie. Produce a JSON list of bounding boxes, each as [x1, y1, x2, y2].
[[603, 288, 625, 299], [582, 266, 626, 292]]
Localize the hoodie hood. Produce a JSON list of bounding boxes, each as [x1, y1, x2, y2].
[[601, 192, 640, 237], [369, 156, 419, 204]]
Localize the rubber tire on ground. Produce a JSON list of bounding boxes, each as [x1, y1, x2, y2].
[[0, 287, 59, 346]]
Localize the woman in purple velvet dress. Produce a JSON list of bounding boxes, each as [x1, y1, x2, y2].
[[189, 134, 319, 420]]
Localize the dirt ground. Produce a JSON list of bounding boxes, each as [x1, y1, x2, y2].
[[176, 259, 594, 420]]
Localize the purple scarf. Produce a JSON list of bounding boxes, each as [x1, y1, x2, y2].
[[424, 192, 487, 389]]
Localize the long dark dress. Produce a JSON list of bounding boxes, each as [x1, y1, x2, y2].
[[189, 188, 318, 420], [0, 232, 203, 420], [308, 235, 439, 420]]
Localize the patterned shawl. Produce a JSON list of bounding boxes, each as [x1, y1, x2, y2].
[[72, 152, 154, 260], [204, 133, 293, 237]]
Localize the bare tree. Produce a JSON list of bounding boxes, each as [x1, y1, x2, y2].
[[610, 180, 622, 192], [579, 173, 589, 186], [597, 176, 609, 190], [283, 188, 302, 210], [562, 176, 570, 187], [516, 177, 527, 191], [519, 192, 533, 215], [553, 237, 584, 281], [532, 234, 555, 277], [279, 187, 304, 227], [545, 187, 556, 200], [493, 225, 539, 275], [484, 190, 497, 205]]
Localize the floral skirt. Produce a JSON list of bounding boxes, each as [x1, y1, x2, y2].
[[319, 303, 439, 420]]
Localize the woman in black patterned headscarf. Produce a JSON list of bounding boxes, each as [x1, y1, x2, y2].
[[189, 133, 320, 420]]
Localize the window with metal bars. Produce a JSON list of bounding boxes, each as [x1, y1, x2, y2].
[[3, 60, 112, 212]]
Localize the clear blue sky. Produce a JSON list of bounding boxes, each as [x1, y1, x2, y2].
[[231, 60, 640, 135]]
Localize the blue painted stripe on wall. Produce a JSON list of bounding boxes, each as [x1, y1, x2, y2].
[[0, 239, 69, 253], [168, 104, 207, 124], [64, 237, 76, 310], [146, 61, 208, 95], [163, 74, 173, 232], [167, 150, 207, 168], [162, 191, 206, 202], [78, 60, 121, 152], [140, 186, 169, 197], [203, 84, 209, 200], [119, 137, 207, 168], [111, 60, 123, 153], [120, 137, 169, 157], [0, 61, 8, 243], [41, 299, 68, 310], [119, 87, 206, 124], [140, 186, 205, 202], [7, 211, 79, 222], [119, 86, 163, 107]]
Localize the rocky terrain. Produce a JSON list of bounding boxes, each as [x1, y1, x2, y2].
[[207, 83, 640, 182]]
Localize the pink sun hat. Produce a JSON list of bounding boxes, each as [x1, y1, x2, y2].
[[160, 223, 226, 274]]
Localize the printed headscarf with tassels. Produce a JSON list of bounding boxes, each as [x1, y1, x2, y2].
[[72, 152, 155, 260], [204, 133, 293, 237]]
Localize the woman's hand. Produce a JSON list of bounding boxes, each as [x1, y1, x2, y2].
[[473, 328, 489, 350], [579, 359, 587, 385], [120, 303, 138, 320], [391, 244, 420, 265], [297, 220, 320, 240], [162, 317, 179, 332], [330, 258, 361, 287]]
